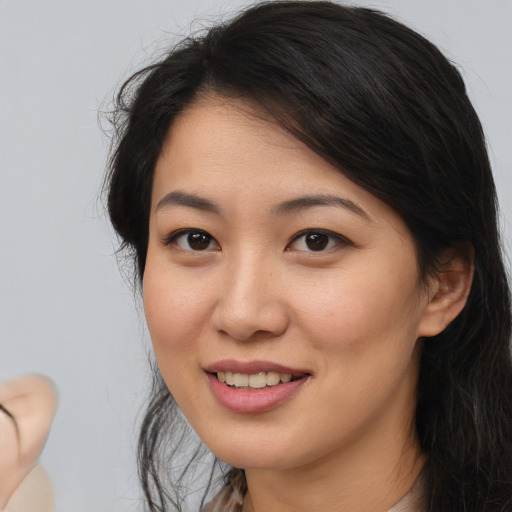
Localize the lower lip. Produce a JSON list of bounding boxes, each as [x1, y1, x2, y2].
[[207, 373, 309, 413]]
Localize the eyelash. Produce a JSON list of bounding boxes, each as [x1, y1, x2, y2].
[[162, 228, 352, 253], [163, 229, 219, 251], [287, 229, 352, 252]]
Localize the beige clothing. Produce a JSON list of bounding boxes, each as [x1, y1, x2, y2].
[[2, 465, 54, 512], [388, 471, 427, 512]]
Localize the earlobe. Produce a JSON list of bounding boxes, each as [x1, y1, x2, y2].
[[418, 245, 474, 338]]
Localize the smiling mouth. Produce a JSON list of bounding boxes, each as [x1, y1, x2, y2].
[[216, 371, 303, 389]]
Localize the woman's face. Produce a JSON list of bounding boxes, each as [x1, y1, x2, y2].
[[143, 96, 434, 471]]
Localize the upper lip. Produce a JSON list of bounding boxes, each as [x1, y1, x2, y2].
[[204, 359, 311, 377]]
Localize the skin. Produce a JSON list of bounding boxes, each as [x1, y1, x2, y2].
[[143, 95, 472, 512], [0, 374, 56, 508]]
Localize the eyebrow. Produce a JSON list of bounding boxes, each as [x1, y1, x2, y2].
[[273, 194, 369, 219], [155, 190, 369, 219], [156, 191, 221, 214]]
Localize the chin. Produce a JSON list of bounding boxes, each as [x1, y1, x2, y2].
[[199, 429, 318, 472]]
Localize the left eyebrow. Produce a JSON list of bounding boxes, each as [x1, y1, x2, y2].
[[273, 194, 369, 219]]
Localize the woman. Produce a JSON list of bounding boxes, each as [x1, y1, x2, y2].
[[105, 1, 512, 511]]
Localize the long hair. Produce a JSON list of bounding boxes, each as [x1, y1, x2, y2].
[[105, 2, 512, 510]]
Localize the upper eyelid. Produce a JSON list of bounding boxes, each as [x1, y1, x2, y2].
[[162, 228, 218, 246], [288, 228, 352, 246]]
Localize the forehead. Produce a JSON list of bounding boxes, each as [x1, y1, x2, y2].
[[156, 95, 306, 183], [152, 95, 405, 234]]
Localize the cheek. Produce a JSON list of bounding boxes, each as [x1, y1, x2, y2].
[[292, 263, 424, 404], [143, 261, 211, 364], [142, 262, 215, 413], [296, 272, 423, 426], [296, 268, 421, 344]]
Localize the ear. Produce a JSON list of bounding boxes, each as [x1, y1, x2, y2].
[[418, 244, 474, 338]]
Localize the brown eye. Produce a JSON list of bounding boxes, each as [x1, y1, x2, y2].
[[287, 229, 351, 253], [305, 233, 329, 251], [166, 229, 219, 251], [188, 232, 211, 250]]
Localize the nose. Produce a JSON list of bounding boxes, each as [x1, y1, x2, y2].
[[212, 256, 289, 342]]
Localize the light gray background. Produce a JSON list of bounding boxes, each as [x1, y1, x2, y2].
[[1, 0, 511, 510]]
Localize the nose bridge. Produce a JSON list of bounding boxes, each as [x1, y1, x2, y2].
[[213, 248, 288, 341]]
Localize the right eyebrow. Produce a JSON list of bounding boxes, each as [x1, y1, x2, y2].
[[155, 191, 221, 214]]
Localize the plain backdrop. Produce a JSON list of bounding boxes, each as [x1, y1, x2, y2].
[[1, 0, 511, 510]]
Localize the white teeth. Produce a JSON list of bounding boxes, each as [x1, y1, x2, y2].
[[248, 372, 267, 389], [216, 371, 295, 388], [266, 371, 280, 386], [233, 373, 249, 387]]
